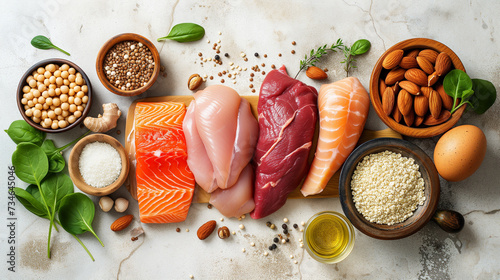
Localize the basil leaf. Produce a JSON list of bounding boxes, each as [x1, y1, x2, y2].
[[5, 120, 45, 145], [350, 39, 371, 55], [157, 23, 205, 42], [59, 193, 104, 246], [12, 143, 48, 185], [41, 173, 74, 213], [31, 35, 70, 56], [13, 187, 49, 219], [470, 79, 497, 114], [443, 69, 473, 99]]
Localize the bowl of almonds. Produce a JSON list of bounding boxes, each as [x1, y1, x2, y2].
[[369, 38, 466, 138]]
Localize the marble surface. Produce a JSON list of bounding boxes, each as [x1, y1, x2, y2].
[[1, 0, 499, 279]]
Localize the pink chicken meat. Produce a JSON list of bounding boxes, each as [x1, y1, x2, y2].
[[251, 66, 318, 219], [301, 77, 370, 196]]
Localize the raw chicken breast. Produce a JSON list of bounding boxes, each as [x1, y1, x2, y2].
[[301, 77, 370, 196], [183, 102, 218, 193], [209, 165, 255, 218], [251, 66, 318, 219]]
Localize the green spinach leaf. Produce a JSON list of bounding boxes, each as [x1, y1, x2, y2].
[[31, 35, 70, 56], [59, 193, 104, 247], [12, 143, 48, 185], [41, 173, 74, 213], [157, 23, 205, 42], [5, 120, 45, 145], [470, 79, 497, 114], [443, 69, 473, 99], [13, 187, 49, 219]]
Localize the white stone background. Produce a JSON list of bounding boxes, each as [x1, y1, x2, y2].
[[0, 0, 499, 279]]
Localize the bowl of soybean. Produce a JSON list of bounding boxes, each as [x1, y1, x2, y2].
[[68, 134, 129, 196]]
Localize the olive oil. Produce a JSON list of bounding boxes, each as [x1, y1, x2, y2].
[[303, 211, 355, 263]]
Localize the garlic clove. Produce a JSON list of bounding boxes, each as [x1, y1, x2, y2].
[[114, 197, 129, 213], [99, 196, 114, 212]]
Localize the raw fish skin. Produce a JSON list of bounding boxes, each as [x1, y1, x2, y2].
[[251, 66, 318, 219], [183, 102, 218, 193], [193, 86, 241, 189], [209, 165, 255, 218], [301, 77, 370, 196], [134, 102, 195, 223]]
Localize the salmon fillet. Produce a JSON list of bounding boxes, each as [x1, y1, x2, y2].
[[301, 77, 370, 196], [134, 102, 195, 223]]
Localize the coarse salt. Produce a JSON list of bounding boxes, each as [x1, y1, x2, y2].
[[79, 141, 121, 188]]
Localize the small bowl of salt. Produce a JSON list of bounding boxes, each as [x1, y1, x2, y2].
[[69, 133, 129, 196]]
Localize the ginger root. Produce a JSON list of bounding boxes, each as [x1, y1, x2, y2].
[[84, 103, 121, 132]]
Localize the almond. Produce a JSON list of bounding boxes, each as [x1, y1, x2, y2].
[[197, 220, 217, 240], [423, 110, 451, 126], [392, 105, 402, 123], [382, 87, 395, 116], [429, 89, 442, 119], [382, 50, 404, 69], [111, 215, 134, 232], [403, 111, 414, 126], [421, 87, 432, 98], [399, 56, 418, 69], [379, 79, 387, 99], [435, 52, 452, 76], [397, 89, 413, 116], [404, 68, 428, 87], [385, 67, 406, 85], [436, 84, 454, 110], [406, 49, 420, 58], [306, 66, 328, 80], [416, 56, 434, 74], [418, 49, 439, 64], [414, 95, 429, 117], [188, 74, 203, 91], [427, 72, 439, 87], [399, 80, 420, 95], [415, 115, 424, 127]]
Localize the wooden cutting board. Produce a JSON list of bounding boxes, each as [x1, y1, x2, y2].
[[125, 95, 402, 203]]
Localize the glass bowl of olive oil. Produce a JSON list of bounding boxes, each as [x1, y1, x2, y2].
[[303, 211, 355, 264]]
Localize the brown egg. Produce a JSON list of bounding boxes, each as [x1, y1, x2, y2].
[[434, 125, 487, 182]]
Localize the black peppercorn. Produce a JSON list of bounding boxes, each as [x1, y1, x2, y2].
[[273, 237, 279, 243], [269, 245, 274, 250], [254, 52, 259, 57], [282, 224, 287, 229], [283, 229, 288, 235], [214, 55, 220, 61], [293, 224, 298, 229], [272, 244, 277, 249], [224, 53, 229, 57], [286, 239, 290, 242], [266, 221, 272, 227]]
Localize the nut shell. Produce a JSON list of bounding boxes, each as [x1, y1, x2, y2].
[[217, 226, 230, 239], [188, 74, 203, 90]]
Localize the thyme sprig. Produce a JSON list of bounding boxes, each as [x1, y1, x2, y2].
[[295, 39, 344, 79]]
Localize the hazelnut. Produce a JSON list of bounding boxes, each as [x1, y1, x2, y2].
[[114, 197, 129, 213], [188, 74, 203, 91], [99, 196, 114, 212], [218, 226, 230, 239]]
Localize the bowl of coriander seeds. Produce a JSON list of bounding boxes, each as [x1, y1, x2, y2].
[[96, 33, 160, 96], [17, 58, 92, 133]]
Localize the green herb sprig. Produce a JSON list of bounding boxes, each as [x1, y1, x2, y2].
[[295, 39, 371, 79], [5, 121, 100, 260], [31, 35, 70, 56], [443, 69, 497, 114], [157, 23, 205, 43]]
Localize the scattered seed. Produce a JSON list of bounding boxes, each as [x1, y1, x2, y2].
[[273, 237, 279, 243], [278, 53, 282, 57], [254, 52, 259, 57], [240, 52, 246, 58], [176, 228, 181, 232], [249, 84, 254, 88], [189, 275, 194, 279], [299, 228, 303, 232], [293, 224, 298, 229], [220, 217, 224, 222], [186, 229, 189, 232], [224, 53, 229, 57], [300, 243, 304, 248], [221, 79, 225, 83], [270, 223, 275, 229], [207, 40, 210, 43], [264, 54, 268, 58], [239, 224, 245, 229], [198, 52, 202, 57], [283, 229, 288, 235], [210, 76, 214, 80], [290, 255, 294, 259], [261, 63, 265, 67], [251, 89, 256, 93], [268, 245, 274, 250], [215, 55, 220, 60], [282, 224, 288, 229], [250, 242, 255, 247], [223, 70, 227, 74], [286, 238, 290, 242], [131, 236, 138, 241], [217, 39, 221, 44], [242, 248, 246, 253], [281, 239, 286, 244], [232, 231, 236, 235], [117, 130, 121, 135], [250, 73, 254, 77], [266, 221, 272, 227], [271, 64, 276, 69], [244, 58, 248, 62], [301, 221, 305, 226], [291, 50, 296, 54], [218, 31, 222, 35], [292, 41, 296, 45], [324, 68, 328, 72], [232, 80, 236, 84], [249, 78, 254, 82], [294, 260, 298, 264], [261, 71, 265, 75], [298, 238, 302, 242], [264, 252, 269, 256]]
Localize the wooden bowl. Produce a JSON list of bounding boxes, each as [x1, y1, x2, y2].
[[68, 134, 130, 196], [96, 33, 160, 96], [339, 138, 440, 240], [17, 58, 92, 133], [370, 38, 466, 138]]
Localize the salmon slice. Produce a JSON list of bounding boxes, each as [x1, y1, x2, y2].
[[135, 102, 195, 223], [301, 77, 370, 196]]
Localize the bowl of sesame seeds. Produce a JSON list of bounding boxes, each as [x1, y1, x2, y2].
[[338, 138, 440, 240], [96, 33, 160, 96]]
